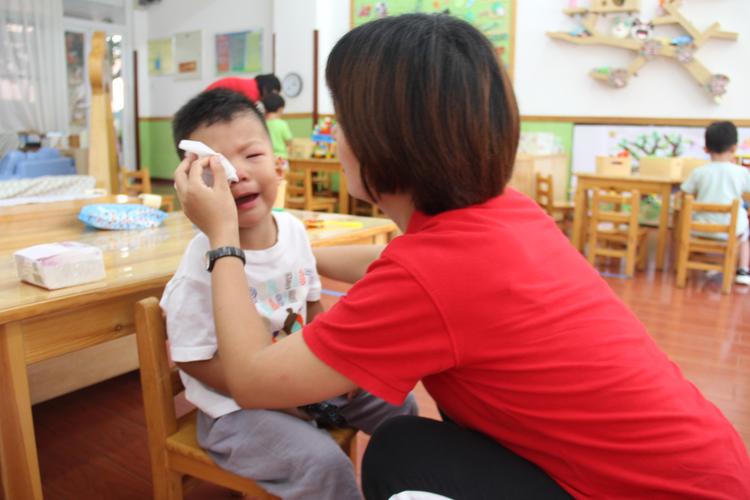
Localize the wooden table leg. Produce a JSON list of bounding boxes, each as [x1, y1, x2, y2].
[[656, 186, 671, 271], [571, 182, 587, 252], [0, 322, 43, 500], [338, 172, 349, 214]]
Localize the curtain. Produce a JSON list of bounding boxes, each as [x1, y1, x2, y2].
[[0, 0, 68, 133]]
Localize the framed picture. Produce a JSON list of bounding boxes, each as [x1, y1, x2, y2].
[[215, 29, 262, 75], [174, 30, 202, 80], [147, 37, 173, 76]]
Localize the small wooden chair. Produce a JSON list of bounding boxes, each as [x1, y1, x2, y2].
[[134, 297, 357, 499], [285, 168, 337, 212], [535, 173, 574, 226], [120, 167, 175, 212], [675, 195, 741, 294], [350, 197, 382, 217], [587, 189, 648, 277]]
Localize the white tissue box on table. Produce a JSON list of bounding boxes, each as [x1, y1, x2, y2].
[[14, 242, 106, 290]]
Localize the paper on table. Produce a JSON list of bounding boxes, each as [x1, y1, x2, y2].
[[178, 139, 239, 183]]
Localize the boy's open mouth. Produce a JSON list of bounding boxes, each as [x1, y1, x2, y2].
[[235, 193, 259, 206]]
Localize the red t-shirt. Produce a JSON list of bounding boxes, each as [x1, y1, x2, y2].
[[206, 77, 260, 102], [304, 189, 750, 498]]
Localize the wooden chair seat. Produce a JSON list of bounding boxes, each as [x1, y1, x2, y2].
[[135, 297, 357, 499]]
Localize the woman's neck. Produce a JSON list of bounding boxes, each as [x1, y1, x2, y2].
[[377, 193, 416, 233], [265, 112, 280, 120]]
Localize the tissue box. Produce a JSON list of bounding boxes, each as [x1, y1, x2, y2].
[[639, 157, 683, 179], [596, 156, 632, 176], [14, 242, 106, 290]]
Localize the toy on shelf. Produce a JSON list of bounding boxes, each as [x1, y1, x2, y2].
[[311, 117, 337, 159], [547, 0, 739, 103]]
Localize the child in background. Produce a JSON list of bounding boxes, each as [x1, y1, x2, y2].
[[161, 88, 417, 500], [262, 93, 293, 167], [681, 121, 750, 285]]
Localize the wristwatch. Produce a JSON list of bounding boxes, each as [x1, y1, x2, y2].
[[205, 246, 245, 272]]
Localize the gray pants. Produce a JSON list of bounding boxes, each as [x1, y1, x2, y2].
[[196, 391, 418, 500]]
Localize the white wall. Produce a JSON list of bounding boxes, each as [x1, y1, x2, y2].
[[514, 0, 750, 119], [316, 0, 350, 115], [273, 0, 316, 114], [137, 0, 273, 117]]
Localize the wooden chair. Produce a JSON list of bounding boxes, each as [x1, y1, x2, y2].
[[350, 197, 382, 217], [535, 173, 574, 227], [587, 189, 648, 277], [285, 168, 337, 212], [675, 195, 740, 294], [120, 167, 175, 211], [134, 297, 357, 499]]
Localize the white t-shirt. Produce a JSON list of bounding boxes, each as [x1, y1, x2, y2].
[[160, 211, 321, 418], [681, 161, 750, 237]]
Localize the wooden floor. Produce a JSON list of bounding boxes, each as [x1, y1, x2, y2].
[[30, 254, 750, 499]]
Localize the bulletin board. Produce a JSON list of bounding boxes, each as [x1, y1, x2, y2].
[[215, 30, 263, 76], [350, 0, 516, 77]]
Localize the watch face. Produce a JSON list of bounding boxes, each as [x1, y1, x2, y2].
[[204, 251, 211, 271], [282, 73, 302, 97]]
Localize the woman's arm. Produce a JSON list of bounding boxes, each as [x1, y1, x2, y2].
[[313, 245, 385, 283], [174, 156, 357, 409]]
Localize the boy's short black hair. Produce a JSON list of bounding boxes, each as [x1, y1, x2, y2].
[[262, 93, 285, 113], [326, 14, 519, 215], [255, 74, 281, 98], [172, 88, 267, 158], [705, 121, 738, 154]]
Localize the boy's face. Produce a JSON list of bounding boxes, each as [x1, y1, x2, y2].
[[189, 112, 283, 230]]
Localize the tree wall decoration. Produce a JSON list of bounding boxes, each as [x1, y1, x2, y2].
[[547, 0, 738, 103]]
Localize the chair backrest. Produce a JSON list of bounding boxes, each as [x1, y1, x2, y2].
[[589, 189, 641, 239], [134, 297, 183, 455], [535, 173, 554, 214], [680, 157, 709, 181], [679, 195, 739, 245], [121, 167, 152, 196]]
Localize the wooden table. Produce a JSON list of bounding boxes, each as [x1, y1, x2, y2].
[[288, 158, 348, 214], [0, 203, 397, 500], [572, 173, 682, 270]]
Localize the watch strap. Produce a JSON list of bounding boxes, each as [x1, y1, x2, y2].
[[206, 246, 245, 272]]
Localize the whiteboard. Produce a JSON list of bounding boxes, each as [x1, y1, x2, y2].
[[515, 0, 750, 119]]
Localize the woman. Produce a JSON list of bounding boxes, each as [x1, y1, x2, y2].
[[174, 14, 750, 499]]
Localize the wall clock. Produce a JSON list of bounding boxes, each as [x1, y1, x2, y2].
[[282, 72, 303, 97]]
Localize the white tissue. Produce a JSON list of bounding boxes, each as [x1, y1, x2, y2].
[[14, 242, 106, 290], [178, 139, 239, 184]]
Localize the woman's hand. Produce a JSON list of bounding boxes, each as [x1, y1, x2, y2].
[[174, 153, 239, 246]]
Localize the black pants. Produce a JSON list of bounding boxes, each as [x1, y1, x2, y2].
[[362, 415, 572, 500]]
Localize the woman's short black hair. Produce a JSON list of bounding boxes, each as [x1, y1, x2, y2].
[[326, 14, 519, 215], [705, 121, 738, 154], [255, 74, 281, 98], [172, 88, 267, 159], [262, 93, 286, 113]]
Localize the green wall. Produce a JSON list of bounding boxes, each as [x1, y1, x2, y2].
[[139, 118, 577, 181], [139, 120, 180, 179]]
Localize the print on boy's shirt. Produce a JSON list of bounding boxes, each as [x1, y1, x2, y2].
[[249, 268, 316, 305], [247, 266, 317, 341], [274, 308, 304, 342]]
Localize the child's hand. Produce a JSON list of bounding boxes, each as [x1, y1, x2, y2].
[[174, 153, 239, 246]]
